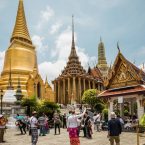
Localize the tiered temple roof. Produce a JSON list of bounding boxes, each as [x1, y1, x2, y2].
[[56, 16, 94, 79]]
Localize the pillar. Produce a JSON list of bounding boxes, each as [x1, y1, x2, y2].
[[73, 77, 76, 102], [136, 96, 144, 119], [79, 78, 82, 103], [68, 78, 70, 104], [89, 80, 91, 89], [93, 81, 95, 89], [108, 98, 114, 120], [63, 79, 66, 104], [83, 78, 86, 91], [54, 82, 56, 102], [58, 81, 60, 103]]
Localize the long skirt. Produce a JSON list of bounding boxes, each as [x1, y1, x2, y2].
[[68, 128, 80, 145], [31, 128, 38, 145]]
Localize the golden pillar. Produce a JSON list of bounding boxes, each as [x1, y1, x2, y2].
[[93, 80, 95, 89], [54, 82, 56, 102], [79, 78, 82, 102], [89, 80, 91, 89], [83, 78, 86, 91], [63, 79, 66, 104], [68, 78, 70, 103], [58, 81, 60, 103], [73, 77, 76, 101]]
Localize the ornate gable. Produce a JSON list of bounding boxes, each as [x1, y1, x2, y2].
[[107, 52, 142, 89]]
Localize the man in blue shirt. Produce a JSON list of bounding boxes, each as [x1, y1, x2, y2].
[[108, 112, 122, 145]]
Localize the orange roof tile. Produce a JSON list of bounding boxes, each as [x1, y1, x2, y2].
[[99, 85, 145, 97]]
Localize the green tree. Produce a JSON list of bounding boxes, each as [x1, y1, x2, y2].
[[37, 101, 59, 116], [82, 89, 104, 111], [21, 96, 38, 115]]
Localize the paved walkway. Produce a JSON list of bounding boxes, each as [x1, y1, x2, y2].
[[3, 128, 145, 145]]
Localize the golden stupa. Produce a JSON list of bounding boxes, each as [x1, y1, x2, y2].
[[0, 0, 54, 102]]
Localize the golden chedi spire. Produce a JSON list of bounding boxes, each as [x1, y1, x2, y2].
[[0, 0, 37, 95], [10, 0, 32, 44], [97, 37, 109, 78]]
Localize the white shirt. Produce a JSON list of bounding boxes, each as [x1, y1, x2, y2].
[[93, 115, 98, 123], [67, 114, 83, 128], [30, 116, 38, 128], [94, 114, 101, 122]]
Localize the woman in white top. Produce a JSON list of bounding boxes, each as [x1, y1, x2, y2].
[[67, 108, 86, 145]]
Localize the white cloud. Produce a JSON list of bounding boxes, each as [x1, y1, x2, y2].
[[39, 60, 66, 84], [0, 51, 5, 73], [41, 6, 54, 21], [36, 6, 54, 30], [32, 35, 48, 53], [50, 22, 62, 34]]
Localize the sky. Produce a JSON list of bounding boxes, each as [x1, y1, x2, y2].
[[0, 0, 145, 84]]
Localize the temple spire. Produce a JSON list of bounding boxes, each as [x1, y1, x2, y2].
[[69, 15, 78, 58], [72, 15, 75, 48], [10, 0, 32, 44], [117, 41, 120, 53], [100, 36, 102, 42]]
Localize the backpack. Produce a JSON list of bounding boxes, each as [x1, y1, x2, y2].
[[55, 116, 61, 124]]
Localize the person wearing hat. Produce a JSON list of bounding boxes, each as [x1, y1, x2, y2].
[[30, 111, 38, 145], [107, 112, 122, 145], [0, 114, 7, 143]]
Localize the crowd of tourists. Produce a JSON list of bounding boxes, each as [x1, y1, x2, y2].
[[0, 107, 145, 145]]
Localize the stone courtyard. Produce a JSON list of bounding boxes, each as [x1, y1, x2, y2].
[[3, 128, 145, 145]]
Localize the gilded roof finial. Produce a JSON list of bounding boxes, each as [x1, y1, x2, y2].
[[11, 0, 32, 44], [117, 41, 120, 53], [100, 36, 102, 42], [45, 76, 48, 83]]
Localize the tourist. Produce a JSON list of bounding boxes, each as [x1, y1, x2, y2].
[[53, 111, 61, 135], [0, 114, 7, 143], [81, 115, 87, 137], [77, 117, 82, 136], [44, 115, 49, 134], [93, 113, 97, 130], [62, 113, 67, 128], [38, 113, 46, 136], [108, 112, 122, 145], [95, 112, 101, 132], [15, 114, 27, 135], [117, 115, 124, 129], [132, 113, 137, 123], [30, 111, 38, 145], [84, 112, 92, 139], [67, 108, 86, 145]]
